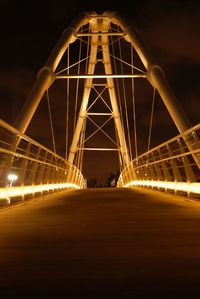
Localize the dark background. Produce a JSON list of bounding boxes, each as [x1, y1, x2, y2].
[[0, 0, 199, 185]]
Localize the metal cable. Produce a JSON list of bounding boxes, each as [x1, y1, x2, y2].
[[131, 45, 138, 158], [73, 34, 82, 133], [46, 89, 56, 153], [65, 47, 70, 160], [118, 38, 132, 160], [147, 88, 156, 151]]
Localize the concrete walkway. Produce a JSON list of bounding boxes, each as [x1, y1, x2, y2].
[[0, 187, 200, 298]]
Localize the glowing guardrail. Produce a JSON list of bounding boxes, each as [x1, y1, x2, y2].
[[117, 123, 200, 198], [0, 183, 80, 204], [0, 119, 86, 205]]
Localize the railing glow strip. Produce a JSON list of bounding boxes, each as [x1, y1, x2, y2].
[[124, 180, 200, 195], [0, 183, 80, 200]]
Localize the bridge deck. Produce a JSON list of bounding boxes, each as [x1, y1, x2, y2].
[[0, 188, 200, 298]]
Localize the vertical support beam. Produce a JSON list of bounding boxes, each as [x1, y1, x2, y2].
[[101, 18, 130, 166], [68, 19, 99, 164], [68, 16, 130, 168]]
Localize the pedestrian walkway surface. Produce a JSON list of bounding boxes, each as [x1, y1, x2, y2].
[[0, 187, 200, 298]]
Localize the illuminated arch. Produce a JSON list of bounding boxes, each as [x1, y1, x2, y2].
[[15, 11, 194, 168]]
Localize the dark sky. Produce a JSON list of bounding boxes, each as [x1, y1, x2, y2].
[[0, 0, 199, 185]]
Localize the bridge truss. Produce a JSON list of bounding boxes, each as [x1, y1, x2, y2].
[[0, 11, 200, 203]]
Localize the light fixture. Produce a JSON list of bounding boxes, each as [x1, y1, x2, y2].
[[8, 174, 18, 187]]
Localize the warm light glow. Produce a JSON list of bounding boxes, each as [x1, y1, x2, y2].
[[0, 183, 80, 200], [8, 174, 18, 181], [124, 180, 200, 195]]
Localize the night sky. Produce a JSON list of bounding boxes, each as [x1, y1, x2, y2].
[[0, 0, 199, 185]]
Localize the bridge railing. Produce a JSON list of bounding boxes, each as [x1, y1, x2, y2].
[[0, 119, 86, 205], [117, 123, 200, 198]]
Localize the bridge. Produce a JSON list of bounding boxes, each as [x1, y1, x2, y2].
[[0, 11, 200, 298]]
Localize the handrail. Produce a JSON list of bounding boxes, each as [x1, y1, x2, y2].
[[117, 123, 200, 198], [0, 119, 86, 205], [125, 122, 200, 170], [0, 119, 67, 162]]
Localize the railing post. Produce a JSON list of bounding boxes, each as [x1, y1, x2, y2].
[[50, 157, 57, 185], [158, 147, 172, 183], [148, 153, 157, 181], [71, 165, 77, 186], [178, 138, 196, 182], [54, 158, 60, 186], [126, 164, 133, 184], [42, 153, 55, 193], [151, 151, 164, 189], [168, 146, 182, 181], [57, 159, 64, 189], [25, 147, 41, 197], [1, 134, 19, 189], [138, 157, 145, 184], [48, 155, 56, 185], [130, 162, 137, 182], [18, 142, 31, 199], [166, 144, 182, 194], [67, 164, 76, 186], [36, 151, 48, 194]]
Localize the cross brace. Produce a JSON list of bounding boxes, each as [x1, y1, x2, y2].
[[77, 148, 120, 151], [56, 74, 146, 79]]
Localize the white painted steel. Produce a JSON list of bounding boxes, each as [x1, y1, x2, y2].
[[67, 17, 99, 164], [15, 11, 192, 139], [13, 11, 199, 173], [56, 74, 146, 79], [68, 15, 130, 167]]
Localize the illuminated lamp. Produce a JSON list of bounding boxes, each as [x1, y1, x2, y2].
[[8, 174, 18, 187]]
